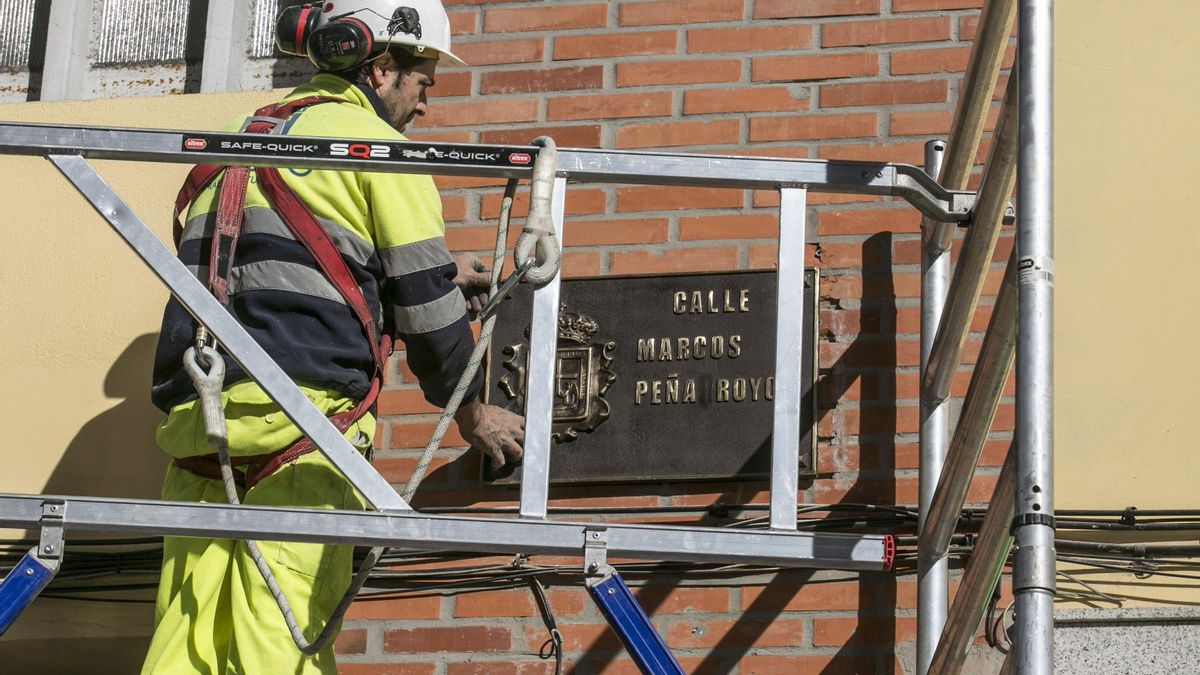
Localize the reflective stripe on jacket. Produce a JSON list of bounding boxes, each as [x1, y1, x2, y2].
[[152, 73, 480, 412]]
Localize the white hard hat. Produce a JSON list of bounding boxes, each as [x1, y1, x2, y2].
[[315, 0, 466, 66]]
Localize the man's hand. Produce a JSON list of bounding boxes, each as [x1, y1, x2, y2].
[[452, 253, 492, 318], [454, 400, 524, 469]]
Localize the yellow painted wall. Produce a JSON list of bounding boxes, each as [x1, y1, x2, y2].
[[1053, 0, 1200, 508], [0, 91, 279, 672], [1052, 0, 1200, 609], [0, 92, 277, 501]]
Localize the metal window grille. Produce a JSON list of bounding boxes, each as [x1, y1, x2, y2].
[[251, 0, 281, 58], [96, 0, 190, 65], [0, 0, 38, 68]]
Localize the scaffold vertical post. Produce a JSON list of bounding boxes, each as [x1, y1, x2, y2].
[[769, 187, 808, 531], [1014, 1, 1057, 673], [917, 139, 950, 675], [519, 176, 568, 519]]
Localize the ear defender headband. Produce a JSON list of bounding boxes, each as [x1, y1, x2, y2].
[[276, 3, 377, 72]]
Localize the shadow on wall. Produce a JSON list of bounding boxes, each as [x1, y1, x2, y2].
[[42, 333, 168, 500], [0, 335, 162, 674], [824, 232, 900, 674], [561, 233, 903, 674]]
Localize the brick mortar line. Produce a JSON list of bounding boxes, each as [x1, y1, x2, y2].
[[508, 43, 978, 68], [484, 23, 939, 41], [606, 0, 620, 30], [470, 14, 972, 34]]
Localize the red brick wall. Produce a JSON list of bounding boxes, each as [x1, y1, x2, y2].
[[343, 1, 1014, 672]]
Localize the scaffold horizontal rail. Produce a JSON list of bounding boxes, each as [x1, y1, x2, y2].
[[0, 494, 895, 571], [0, 121, 978, 222]]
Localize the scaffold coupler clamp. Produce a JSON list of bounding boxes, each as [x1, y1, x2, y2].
[[0, 500, 65, 636], [581, 527, 684, 675], [583, 526, 615, 587]]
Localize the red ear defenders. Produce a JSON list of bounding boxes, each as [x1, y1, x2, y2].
[[276, 3, 376, 72]]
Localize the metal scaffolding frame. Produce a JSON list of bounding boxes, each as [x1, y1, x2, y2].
[[916, 1, 1054, 674], [0, 118, 996, 656], [0, 2, 1054, 666]]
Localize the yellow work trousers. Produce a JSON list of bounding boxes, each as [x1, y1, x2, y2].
[[142, 382, 372, 675]]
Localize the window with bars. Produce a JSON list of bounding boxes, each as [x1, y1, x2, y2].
[[0, 0, 41, 69], [1, 0, 296, 88], [95, 0, 191, 65], [95, 0, 290, 65], [251, 0, 282, 58]]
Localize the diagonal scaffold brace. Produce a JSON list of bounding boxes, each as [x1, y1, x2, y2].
[[583, 527, 684, 675]]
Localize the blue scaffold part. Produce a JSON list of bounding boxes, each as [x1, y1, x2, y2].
[[588, 572, 684, 675], [0, 550, 56, 635]]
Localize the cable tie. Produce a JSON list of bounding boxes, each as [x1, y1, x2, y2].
[[1121, 506, 1138, 526]]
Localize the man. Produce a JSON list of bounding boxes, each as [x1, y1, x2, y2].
[[142, 1, 523, 672]]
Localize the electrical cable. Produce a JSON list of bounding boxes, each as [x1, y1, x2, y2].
[[1054, 569, 1122, 605], [989, 600, 1015, 654], [11, 546, 1200, 609], [1055, 555, 1200, 581], [984, 582, 1001, 648], [521, 555, 564, 675], [1055, 540, 1200, 557]]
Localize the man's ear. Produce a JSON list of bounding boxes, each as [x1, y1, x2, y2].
[[367, 51, 395, 88], [365, 62, 383, 89]]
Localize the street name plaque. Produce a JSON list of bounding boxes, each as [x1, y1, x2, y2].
[[483, 270, 817, 484]]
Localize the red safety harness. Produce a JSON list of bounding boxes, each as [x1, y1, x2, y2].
[[173, 96, 392, 489]]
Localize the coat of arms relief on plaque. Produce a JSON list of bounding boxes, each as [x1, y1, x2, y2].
[[498, 304, 616, 442]]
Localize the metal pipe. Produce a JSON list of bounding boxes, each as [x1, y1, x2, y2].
[[922, 250, 1018, 562], [1014, 0, 1056, 671], [518, 177, 567, 519], [928, 446, 1016, 674], [924, 0, 1019, 254], [917, 140, 950, 675], [922, 73, 1020, 403], [769, 187, 807, 531]]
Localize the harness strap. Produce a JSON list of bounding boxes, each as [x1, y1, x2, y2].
[[174, 94, 390, 484], [173, 409, 361, 490], [209, 167, 251, 304], [172, 96, 341, 246]]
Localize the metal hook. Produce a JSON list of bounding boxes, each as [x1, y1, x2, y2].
[[477, 257, 535, 322]]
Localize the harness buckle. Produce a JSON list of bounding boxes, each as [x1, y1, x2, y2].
[[239, 116, 288, 135]]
